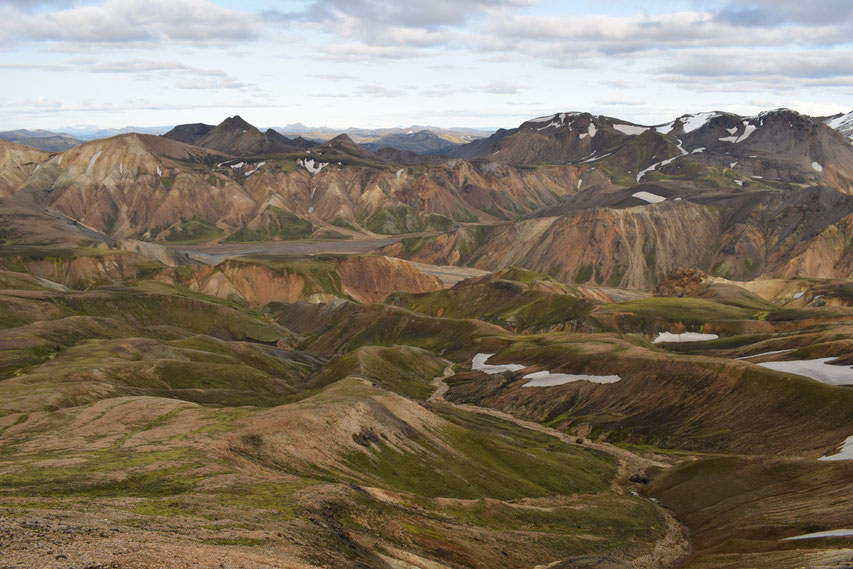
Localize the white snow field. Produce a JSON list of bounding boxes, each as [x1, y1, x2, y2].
[[632, 191, 666, 204], [472, 355, 621, 387], [783, 529, 853, 540], [819, 435, 853, 461], [756, 358, 853, 386], [522, 370, 622, 387], [299, 159, 328, 173], [471, 353, 525, 375], [653, 332, 719, 343]]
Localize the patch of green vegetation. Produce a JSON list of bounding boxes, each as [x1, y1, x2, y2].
[[426, 213, 454, 232], [330, 217, 359, 232], [397, 235, 433, 258], [599, 297, 762, 330], [437, 494, 663, 538], [129, 498, 199, 518], [340, 403, 615, 500], [312, 346, 447, 400], [391, 283, 595, 332], [165, 217, 223, 244], [573, 264, 594, 284], [313, 230, 353, 240], [226, 207, 313, 242], [712, 260, 735, 279], [452, 208, 478, 223], [215, 480, 316, 519], [360, 206, 426, 235]]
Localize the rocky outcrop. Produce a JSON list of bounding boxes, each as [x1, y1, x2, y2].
[[338, 255, 443, 303]]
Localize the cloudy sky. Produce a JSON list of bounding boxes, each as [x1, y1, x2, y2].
[[1, 0, 851, 131]]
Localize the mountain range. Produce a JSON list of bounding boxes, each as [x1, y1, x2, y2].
[[1, 107, 852, 287]]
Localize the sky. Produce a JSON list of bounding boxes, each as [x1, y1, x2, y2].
[[0, 0, 851, 131]]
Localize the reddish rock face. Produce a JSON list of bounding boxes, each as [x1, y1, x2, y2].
[[338, 255, 444, 304]]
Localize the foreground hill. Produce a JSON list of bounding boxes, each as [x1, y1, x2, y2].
[[0, 245, 850, 568]]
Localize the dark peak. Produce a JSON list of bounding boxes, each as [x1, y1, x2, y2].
[[160, 123, 215, 146], [264, 128, 289, 141], [219, 115, 256, 131], [328, 133, 356, 145]]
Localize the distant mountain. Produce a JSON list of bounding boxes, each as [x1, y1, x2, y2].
[[164, 116, 313, 156], [0, 129, 84, 152], [275, 124, 490, 145], [160, 122, 214, 145], [60, 125, 172, 141], [361, 130, 461, 155]]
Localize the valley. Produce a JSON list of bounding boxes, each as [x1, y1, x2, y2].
[[0, 107, 852, 569]]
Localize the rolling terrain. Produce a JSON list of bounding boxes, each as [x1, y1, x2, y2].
[[0, 107, 852, 568]]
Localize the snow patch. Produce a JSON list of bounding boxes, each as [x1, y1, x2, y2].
[[734, 180, 743, 186], [86, 150, 102, 172], [308, 206, 314, 213], [119, 162, 123, 174], [783, 529, 853, 540], [537, 120, 562, 131], [680, 112, 719, 133], [726, 126, 738, 135], [577, 179, 582, 190], [471, 353, 525, 375], [738, 122, 757, 142], [654, 332, 719, 343], [230, 162, 245, 169], [636, 139, 687, 182], [692, 147, 705, 153], [613, 123, 648, 136], [736, 349, 794, 360], [587, 123, 597, 138], [396, 168, 404, 179], [793, 291, 806, 299], [56, 156, 62, 165], [299, 159, 328, 174], [156, 166, 162, 177], [654, 121, 675, 134], [244, 161, 265, 177], [579, 152, 612, 164], [819, 435, 853, 461], [811, 161, 824, 172], [522, 370, 621, 387], [757, 358, 853, 386], [529, 113, 559, 123], [730, 161, 738, 168], [632, 191, 666, 204]]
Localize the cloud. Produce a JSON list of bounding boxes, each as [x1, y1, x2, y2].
[[661, 48, 853, 92], [481, 81, 521, 94], [72, 58, 250, 90], [712, 0, 853, 27], [281, 0, 527, 30], [0, 0, 258, 47]]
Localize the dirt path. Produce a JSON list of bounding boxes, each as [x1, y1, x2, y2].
[[428, 364, 691, 569]]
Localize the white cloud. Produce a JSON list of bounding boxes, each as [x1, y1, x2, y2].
[[0, 0, 258, 47]]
